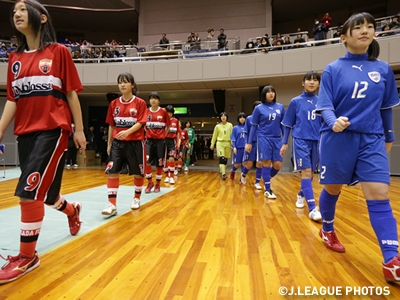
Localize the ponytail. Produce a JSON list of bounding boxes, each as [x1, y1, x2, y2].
[[367, 39, 380, 61]]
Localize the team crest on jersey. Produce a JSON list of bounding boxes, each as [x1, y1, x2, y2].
[[157, 115, 163, 121], [130, 108, 137, 116], [276, 109, 281, 114], [38, 59, 52, 74], [368, 71, 380, 83]]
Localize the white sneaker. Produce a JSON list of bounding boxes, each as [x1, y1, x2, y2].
[[66, 164, 71, 169], [296, 194, 305, 208], [73, 164, 78, 169], [183, 166, 188, 172], [254, 183, 262, 190], [102, 203, 117, 216], [164, 177, 170, 183], [309, 206, 322, 221], [264, 189, 277, 199], [174, 170, 178, 176], [131, 198, 140, 210], [169, 177, 175, 184], [239, 175, 246, 185]]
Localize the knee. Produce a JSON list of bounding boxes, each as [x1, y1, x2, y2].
[[219, 156, 227, 165]]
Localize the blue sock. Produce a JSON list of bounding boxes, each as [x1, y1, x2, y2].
[[232, 166, 237, 172], [367, 200, 399, 264], [262, 167, 271, 190], [242, 166, 249, 177], [298, 190, 304, 197], [255, 167, 262, 184], [301, 178, 316, 211], [270, 167, 279, 178], [319, 189, 339, 232]]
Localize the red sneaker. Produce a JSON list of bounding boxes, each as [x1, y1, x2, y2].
[[0, 251, 40, 284], [319, 228, 345, 253], [145, 182, 154, 193], [154, 184, 161, 193], [68, 202, 82, 236], [383, 256, 400, 282], [230, 172, 235, 180]]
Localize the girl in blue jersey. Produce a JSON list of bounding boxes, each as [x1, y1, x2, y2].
[[246, 86, 285, 199], [280, 71, 322, 222], [240, 101, 263, 188], [230, 112, 246, 180], [315, 12, 400, 282]]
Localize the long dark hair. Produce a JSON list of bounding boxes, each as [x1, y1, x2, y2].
[[11, 0, 57, 53], [341, 12, 379, 60]]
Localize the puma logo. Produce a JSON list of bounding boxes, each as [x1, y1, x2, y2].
[[307, 100, 313, 104], [352, 65, 363, 71]]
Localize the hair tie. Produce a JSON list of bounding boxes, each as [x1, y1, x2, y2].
[[17, 0, 44, 14]]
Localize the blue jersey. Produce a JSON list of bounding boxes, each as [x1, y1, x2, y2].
[[251, 102, 284, 138], [244, 115, 257, 143], [281, 92, 322, 141], [316, 52, 400, 133], [231, 124, 246, 148]]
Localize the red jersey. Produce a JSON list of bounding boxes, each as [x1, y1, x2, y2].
[[145, 107, 171, 139], [166, 117, 179, 139], [180, 128, 188, 142], [7, 43, 82, 135], [106, 96, 147, 141]]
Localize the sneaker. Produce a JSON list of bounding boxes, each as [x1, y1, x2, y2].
[[319, 228, 345, 253], [145, 182, 154, 193], [254, 183, 262, 190], [239, 175, 246, 185], [131, 198, 140, 210], [174, 170, 178, 176], [222, 173, 227, 180], [154, 184, 161, 193], [169, 177, 175, 184], [68, 202, 82, 236], [183, 166, 188, 172], [296, 194, 305, 208], [383, 256, 400, 282], [0, 251, 40, 284], [73, 164, 78, 169], [164, 177, 170, 183], [264, 189, 276, 199], [190, 164, 195, 167], [101, 203, 117, 216], [309, 206, 322, 221], [230, 172, 235, 180], [66, 164, 71, 169]]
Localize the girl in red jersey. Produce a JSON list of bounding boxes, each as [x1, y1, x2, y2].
[[164, 105, 180, 184], [0, 0, 86, 284], [102, 72, 147, 216], [144, 92, 171, 193], [176, 120, 188, 174]]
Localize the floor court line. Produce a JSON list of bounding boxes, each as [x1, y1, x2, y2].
[[0, 185, 173, 257]]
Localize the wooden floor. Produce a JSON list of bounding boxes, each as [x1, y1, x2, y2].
[[1, 166, 400, 299]]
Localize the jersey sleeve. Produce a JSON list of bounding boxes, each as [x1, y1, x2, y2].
[[382, 64, 400, 109], [281, 100, 296, 128], [58, 44, 83, 94], [136, 99, 148, 125], [251, 106, 260, 125], [315, 66, 335, 114], [231, 126, 238, 142]]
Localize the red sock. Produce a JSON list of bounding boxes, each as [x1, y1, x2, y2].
[[134, 177, 144, 199], [145, 164, 153, 183], [156, 167, 163, 184], [20, 201, 44, 257], [51, 194, 75, 216], [107, 177, 119, 206]]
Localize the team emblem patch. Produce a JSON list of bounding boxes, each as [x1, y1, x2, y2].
[[38, 59, 52, 74], [276, 109, 281, 114], [130, 108, 137, 116], [368, 71, 380, 83], [157, 116, 163, 121]]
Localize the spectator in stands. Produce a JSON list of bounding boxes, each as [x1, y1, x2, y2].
[[294, 33, 305, 44], [159, 33, 169, 49], [191, 32, 201, 50], [61, 37, 71, 45], [313, 19, 326, 46], [283, 36, 292, 49], [217, 28, 227, 49], [332, 26, 342, 44], [379, 24, 395, 37], [274, 40, 283, 51], [127, 38, 134, 46], [241, 39, 257, 54], [104, 39, 110, 46], [207, 28, 214, 40], [254, 37, 261, 47], [258, 36, 270, 53], [389, 15, 399, 30], [321, 13, 332, 30], [272, 33, 283, 46], [0, 45, 9, 61]]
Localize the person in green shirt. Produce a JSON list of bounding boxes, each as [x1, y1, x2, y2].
[[184, 120, 196, 171], [210, 112, 233, 180]]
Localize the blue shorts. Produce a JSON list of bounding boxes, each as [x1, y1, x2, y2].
[[319, 131, 389, 185], [292, 138, 319, 172], [243, 141, 257, 162], [257, 136, 282, 162], [232, 148, 244, 164]]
